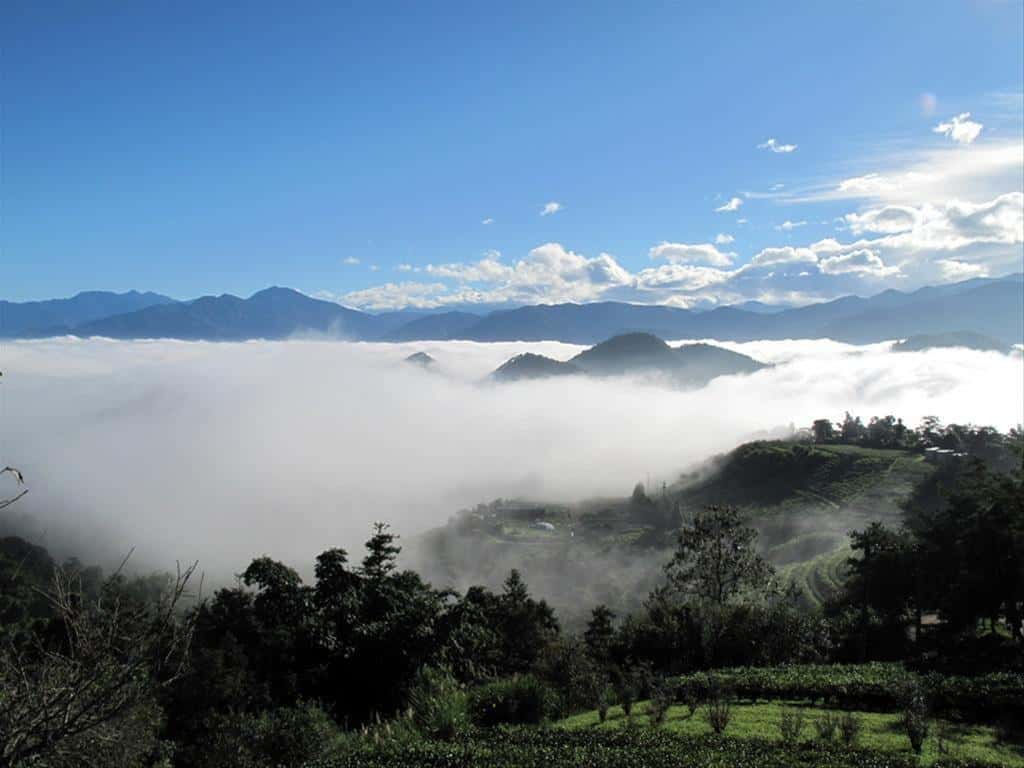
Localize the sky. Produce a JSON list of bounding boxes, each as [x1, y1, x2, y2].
[[3, 1, 1023, 310]]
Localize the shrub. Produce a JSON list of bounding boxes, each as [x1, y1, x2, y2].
[[618, 680, 636, 718], [679, 679, 702, 717], [597, 685, 617, 722], [468, 676, 555, 726], [193, 701, 339, 768], [648, 680, 675, 726], [813, 712, 839, 743], [901, 682, 930, 754], [778, 706, 805, 746], [838, 712, 862, 747], [704, 696, 731, 735], [407, 666, 468, 741]]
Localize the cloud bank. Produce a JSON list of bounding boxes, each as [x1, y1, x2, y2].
[[2, 338, 1020, 582]]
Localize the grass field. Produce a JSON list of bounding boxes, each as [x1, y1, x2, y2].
[[557, 700, 1023, 767]]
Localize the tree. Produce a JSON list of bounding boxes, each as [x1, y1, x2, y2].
[[583, 604, 616, 666], [0, 560, 197, 767], [362, 522, 400, 583], [811, 419, 835, 444], [665, 505, 773, 607]]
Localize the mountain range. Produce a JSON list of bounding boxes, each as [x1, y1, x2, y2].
[[2, 273, 1022, 346]]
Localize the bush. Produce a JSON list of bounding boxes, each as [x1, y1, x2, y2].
[[704, 696, 731, 735], [679, 679, 702, 717], [667, 663, 1023, 722], [901, 682, 930, 754], [192, 702, 339, 768], [305, 728, 1013, 768], [839, 711, 862, 747], [618, 680, 636, 717], [778, 706, 805, 746], [407, 666, 468, 741], [648, 679, 675, 726], [597, 685, 615, 723], [812, 712, 839, 743], [468, 676, 555, 726]]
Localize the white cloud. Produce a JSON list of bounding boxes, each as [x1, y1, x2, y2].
[[343, 257, 361, 265], [770, 183, 785, 191], [369, 265, 380, 272], [800, 139, 1022, 206], [540, 201, 563, 216], [397, 263, 416, 272], [750, 246, 819, 268], [933, 112, 983, 145], [649, 241, 735, 267], [936, 259, 988, 281], [715, 233, 735, 245], [844, 206, 920, 235], [737, 218, 748, 225], [774, 220, 807, 231], [482, 218, 495, 225], [715, 197, 743, 213], [818, 248, 898, 277], [758, 138, 798, 153]]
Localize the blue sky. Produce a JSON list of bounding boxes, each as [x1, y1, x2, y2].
[[4, 1, 1023, 309]]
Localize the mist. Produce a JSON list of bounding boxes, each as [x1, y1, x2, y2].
[[1, 336, 1021, 583]]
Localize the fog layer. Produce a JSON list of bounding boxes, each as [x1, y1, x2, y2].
[[1, 337, 1021, 578]]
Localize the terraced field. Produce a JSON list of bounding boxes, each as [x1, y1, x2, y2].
[[414, 441, 936, 622]]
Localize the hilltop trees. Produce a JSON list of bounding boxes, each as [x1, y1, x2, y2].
[[665, 505, 773, 608]]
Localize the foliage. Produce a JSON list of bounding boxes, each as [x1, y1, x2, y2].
[[647, 679, 675, 726], [778, 706, 806, 746], [839, 711, 863, 747], [813, 711, 840, 742], [407, 666, 468, 741], [468, 675, 556, 726], [902, 681, 931, 754], [184, 701, 340, 768], [316, 728, 1006, 768], [667, 664, 1024, 722], [665, 505, 773, 608]]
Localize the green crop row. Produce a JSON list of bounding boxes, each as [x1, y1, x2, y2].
[[667, 664, 1024, 720], [311, 729, 1002, 767]]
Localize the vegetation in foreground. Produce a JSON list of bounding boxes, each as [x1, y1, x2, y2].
[[0, 414, 1021, 766]]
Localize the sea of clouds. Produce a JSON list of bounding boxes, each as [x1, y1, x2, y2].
[[1, 336, 1021, 580]]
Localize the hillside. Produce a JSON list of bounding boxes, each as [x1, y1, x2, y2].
[[412, 440, 936, 624], [491, 353, 582, 381]]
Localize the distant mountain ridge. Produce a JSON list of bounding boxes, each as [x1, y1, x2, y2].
[[0, 290, 176, 337], [3, 273, 1021, 345]]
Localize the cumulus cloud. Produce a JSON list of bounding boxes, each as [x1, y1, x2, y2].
[[715, 197, 743, 213], [5, 338, 1020, 584], [775, 220, 807, 231], [397, 264, 417, 272], [343, 256, 361, 265], [936, 259, 988, 281], [819, 248, 898, 277], [715, 233, 735, 245], [649, 241, 735, 267], [758, 138, 798, 153], [844, 206, 920, 234], [933, 112, 983, 145], [540, 201, 563, 216], [482, 217, 495, 225]]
